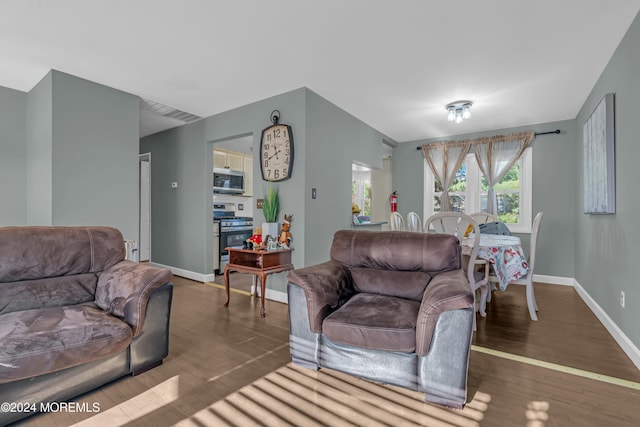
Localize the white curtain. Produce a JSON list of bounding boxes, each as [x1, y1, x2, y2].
[[422, 141, 471, 211], [472, 131, 534, 214]]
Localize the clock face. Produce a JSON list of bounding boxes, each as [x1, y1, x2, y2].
[[260, 124, 294, 182]]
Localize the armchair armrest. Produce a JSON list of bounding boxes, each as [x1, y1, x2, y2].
[[415, 269, 474, 356], [287, 260, 353, 332], [95, 261, 173, 337]]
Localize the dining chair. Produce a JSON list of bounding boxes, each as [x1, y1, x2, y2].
[[406, 212, 422, 232], [470, 212, 498, 224], [424, 212, 490, 326], [390, 211, 405, 231], [488, 211, 544, 321]]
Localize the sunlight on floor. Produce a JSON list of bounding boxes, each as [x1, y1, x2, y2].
[[526, 400, 550, 427], [179, 364, 490, 427], [72, 376, 181, 427]]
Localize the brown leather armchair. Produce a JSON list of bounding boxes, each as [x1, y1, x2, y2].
[[287, 230, 474, 408]]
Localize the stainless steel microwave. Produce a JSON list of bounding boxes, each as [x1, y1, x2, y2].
[[213, 167, 245, 194]]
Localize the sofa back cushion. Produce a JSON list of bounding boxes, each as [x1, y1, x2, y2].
[[0, 226, 125, 282], [0, 274, 98, 315], [330, 230, 460, 299]]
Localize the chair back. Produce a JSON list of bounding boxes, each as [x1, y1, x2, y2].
[[406, 212, 422, 232], [390, 212, 405, 231], [470, 212, 498, 224], [527, 212, 544, 274], [330, 230, 462, 301], [424, 212, 480, 289]]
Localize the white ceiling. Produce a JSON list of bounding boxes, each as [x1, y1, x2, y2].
[[2, 1, 639, 142]]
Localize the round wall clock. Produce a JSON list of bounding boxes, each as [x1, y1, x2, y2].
[[260, 110, 294, 182]]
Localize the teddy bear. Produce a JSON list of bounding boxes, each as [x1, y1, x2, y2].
[[247, 227, 263, 249]]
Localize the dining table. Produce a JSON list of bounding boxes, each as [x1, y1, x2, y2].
[[460, 233, 529, 291]]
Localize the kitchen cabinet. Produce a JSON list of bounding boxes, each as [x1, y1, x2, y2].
[[214, 149, 244, 171]]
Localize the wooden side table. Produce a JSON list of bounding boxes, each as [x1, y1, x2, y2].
[[223, 247, 293, 317]]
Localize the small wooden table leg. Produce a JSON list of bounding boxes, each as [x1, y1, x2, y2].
[[259, 272, 267, 317], [223, 265, 231, 308]]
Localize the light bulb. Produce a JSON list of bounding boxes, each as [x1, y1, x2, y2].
[[447, 107, 455, 122], [462, 104, 471, 120], [455, 110, 463, 124]]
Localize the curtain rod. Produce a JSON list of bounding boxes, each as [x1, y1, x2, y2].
[[414, 129, 561, 150]]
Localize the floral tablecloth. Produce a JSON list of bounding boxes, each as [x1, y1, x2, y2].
[[461, 234, 529, 290]]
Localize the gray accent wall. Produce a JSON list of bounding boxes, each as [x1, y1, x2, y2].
[[140, 88, 390, 293], [392, 120, 577, 279], [26, 72, 53, 225], [0, 86, 27, 225], [575, 11, 640, 348], [24, 70, 140, 239]]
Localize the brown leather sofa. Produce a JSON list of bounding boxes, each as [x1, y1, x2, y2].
[[0, 226, 173, 425], [287, 230, 474, 408]]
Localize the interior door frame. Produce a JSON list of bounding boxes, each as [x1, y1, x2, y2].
[[139, 152, 151, 262]]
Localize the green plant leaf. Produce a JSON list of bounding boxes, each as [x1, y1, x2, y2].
[[262, 185, 280, 222]]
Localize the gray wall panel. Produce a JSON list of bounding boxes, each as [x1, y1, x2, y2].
[[0, 86, 27, 225]]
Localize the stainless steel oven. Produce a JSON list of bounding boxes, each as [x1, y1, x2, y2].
[[214, 205, 253, 273], [219, 217, 253, 272]]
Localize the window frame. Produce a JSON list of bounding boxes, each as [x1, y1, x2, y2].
[[423, 147, 532, 233]]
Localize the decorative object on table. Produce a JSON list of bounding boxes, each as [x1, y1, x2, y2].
[[279, 214, 293, 248], [266, 236, 278, 251], [261, 184, 280, 242], [260, 109, 294, 182], [583, 92, 615, 214], [247, 227, 263, 249], [351, 202, 361, 215]]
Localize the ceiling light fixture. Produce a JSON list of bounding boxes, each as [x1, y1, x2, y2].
[[446, 100, 473, 124]]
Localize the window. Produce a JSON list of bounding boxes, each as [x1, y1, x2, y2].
[[352, 165, 371, 218], [424, 148, 532, 233]]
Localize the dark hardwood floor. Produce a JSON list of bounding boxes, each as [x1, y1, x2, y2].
[[18, 275, 640, 427]]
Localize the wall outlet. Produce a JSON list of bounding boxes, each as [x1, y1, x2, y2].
[[620, 291, 625, 308]]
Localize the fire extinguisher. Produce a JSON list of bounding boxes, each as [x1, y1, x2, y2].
[[389, 191, 398, 213]]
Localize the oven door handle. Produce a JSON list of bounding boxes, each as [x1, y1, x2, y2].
[[221, 226, 255, 232]]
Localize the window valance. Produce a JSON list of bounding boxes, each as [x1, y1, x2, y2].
[[421, 131, 534, 214]]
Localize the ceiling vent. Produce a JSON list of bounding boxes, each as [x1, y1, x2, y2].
[[141, 98, 202, 123]]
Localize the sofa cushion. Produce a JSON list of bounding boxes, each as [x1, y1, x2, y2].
[[322, 293, 420, 353], [0, 274, 98, 315], [0, 305, 132, 384], [330, 230, 461, 273], [0, 226, 125, 282], [350, 268, 432, 301]]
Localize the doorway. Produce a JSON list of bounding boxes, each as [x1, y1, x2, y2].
[[139, 153, 151, 262]]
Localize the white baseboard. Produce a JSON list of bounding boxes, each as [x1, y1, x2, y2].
[[149, 262, 215, 283], [572, 278, 640, 371], [533, 274, 573, 286]]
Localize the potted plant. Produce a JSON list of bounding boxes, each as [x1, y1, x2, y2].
[[261, 185, 280, 242]]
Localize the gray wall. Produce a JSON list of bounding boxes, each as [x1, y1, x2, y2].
[[392, 120, 577, 279], [575, 11, 640, 347], [140, 88, 391, 292], [49, 71, 140, 239], [0, 86, 27, 225], [26, 72, 53, 225], [23, 71, 140, 238], [140, 121, 207, 273], [141, 88, 308, 287], [304, 90, 386, 265]]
